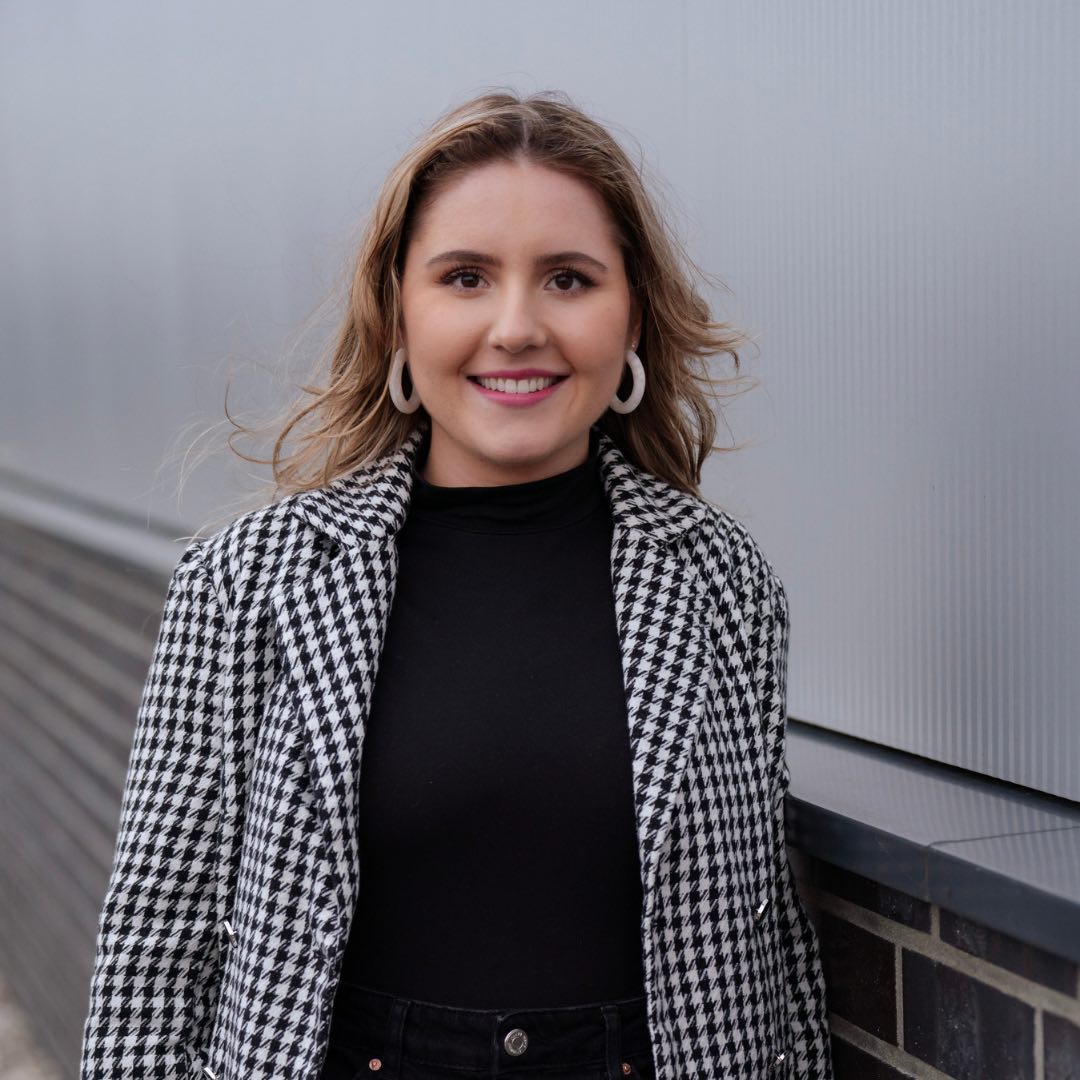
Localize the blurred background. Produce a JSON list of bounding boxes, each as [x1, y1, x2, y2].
[[1, 2, 1077, 1077]]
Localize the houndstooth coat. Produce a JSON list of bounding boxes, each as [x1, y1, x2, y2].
[[79, 421, 834, 1080]]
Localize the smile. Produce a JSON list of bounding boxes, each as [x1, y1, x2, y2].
[[467, 374, 569, 405]]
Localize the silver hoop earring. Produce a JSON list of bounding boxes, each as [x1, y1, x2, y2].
[[609, 348, 645, 414], [389, 347, 422, 413]]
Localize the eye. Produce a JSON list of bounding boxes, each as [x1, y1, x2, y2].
[[548, 268, 595, 293], [440, 266, 487, 291]]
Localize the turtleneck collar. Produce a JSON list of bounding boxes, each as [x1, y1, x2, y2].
[[407, 426, 607, 534]]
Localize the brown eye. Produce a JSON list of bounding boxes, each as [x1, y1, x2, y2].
[[440, 266, 487, 290], [548, 269, 594, 293]]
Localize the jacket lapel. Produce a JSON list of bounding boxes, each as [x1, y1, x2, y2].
[[267, 428, 424, 928], [608, 523, 715, 920], [271, 421, 717, 935]]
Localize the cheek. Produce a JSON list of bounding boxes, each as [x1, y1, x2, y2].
[[404, 298, 483, 356], [560, 303, 631, 363]]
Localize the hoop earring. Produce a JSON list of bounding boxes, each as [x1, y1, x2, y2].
[[609, 348, 645, 414], [389, 347, 422, 413]]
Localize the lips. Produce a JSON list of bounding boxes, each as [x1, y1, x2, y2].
[[467, 373, 570, 405]]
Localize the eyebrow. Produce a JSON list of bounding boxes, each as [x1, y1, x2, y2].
[[425, 249, 609, 273]]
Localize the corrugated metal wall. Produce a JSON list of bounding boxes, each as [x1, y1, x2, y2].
[[1, 1, 1076, 801]]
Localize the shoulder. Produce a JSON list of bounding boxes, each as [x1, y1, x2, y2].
[[167, 491, 331, 618], [689, 498, 788, 621]]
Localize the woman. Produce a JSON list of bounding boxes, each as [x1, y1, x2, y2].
[[79, 91, 833, 1080]]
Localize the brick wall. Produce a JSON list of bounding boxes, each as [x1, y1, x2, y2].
[[790, 849, 1080, 1079]]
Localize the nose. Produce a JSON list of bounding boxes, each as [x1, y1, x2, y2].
[[486, 284, 547, 354]]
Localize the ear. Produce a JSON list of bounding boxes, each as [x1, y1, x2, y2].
[[628, 293, 644, 350]]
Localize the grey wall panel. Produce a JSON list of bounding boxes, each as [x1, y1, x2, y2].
[[682, 0, 1080, 802], [1, 1, 1076, 798]]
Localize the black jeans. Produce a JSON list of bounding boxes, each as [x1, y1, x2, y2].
[[319, 979, 658, 1080]]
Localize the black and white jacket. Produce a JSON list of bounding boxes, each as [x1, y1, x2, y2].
[[79, 421, 834, 1080]]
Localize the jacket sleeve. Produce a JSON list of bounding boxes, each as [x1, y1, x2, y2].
[[80, 543, 226, 1079], [763, 572, 835, 1079]]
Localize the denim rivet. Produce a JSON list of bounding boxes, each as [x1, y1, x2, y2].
[[503, 1027, 529, 1056]]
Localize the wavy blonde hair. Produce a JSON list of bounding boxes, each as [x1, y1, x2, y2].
[[222, 89, 756, 515]]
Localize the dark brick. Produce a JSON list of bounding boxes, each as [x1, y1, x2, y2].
[[940, 908, 1079, 995], [903, 950, 1034, 1079], [816, 909, 896, 1042], [800, 854, 931, 931], [1044, 1011, 1080, 1080], [830, 1033, 917, 1079]]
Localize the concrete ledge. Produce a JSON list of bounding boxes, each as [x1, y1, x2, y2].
[[786, 720, 1080, 964]]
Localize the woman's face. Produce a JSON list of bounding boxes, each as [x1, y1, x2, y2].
[[399, 158, 641, 486]]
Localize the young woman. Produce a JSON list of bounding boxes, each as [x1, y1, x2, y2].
[[79, 91, 833, 1080]]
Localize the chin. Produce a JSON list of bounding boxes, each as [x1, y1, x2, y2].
[[477, 437, 557, 466], [470, 437, 567, 475]]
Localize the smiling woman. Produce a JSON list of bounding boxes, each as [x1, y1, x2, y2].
[[78, 89, 834, 1080]]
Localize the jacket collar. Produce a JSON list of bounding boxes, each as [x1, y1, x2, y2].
[[286, 420, 709, 551]]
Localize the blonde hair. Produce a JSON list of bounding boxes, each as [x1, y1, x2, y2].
[[221, 89, 756, 518]]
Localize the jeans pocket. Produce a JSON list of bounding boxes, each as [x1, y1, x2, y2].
[[620, 1050, 657, 1080], [320, 1038, 386, 1080]]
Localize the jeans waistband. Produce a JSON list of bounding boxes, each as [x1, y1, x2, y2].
[[329, 980, 654, 1075]]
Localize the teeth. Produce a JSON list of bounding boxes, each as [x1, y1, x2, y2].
[[476, 376, 560, 394]]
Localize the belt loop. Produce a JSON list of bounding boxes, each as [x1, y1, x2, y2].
[[602, 1004, 622, 1080], [383, 997, 410, 1078]]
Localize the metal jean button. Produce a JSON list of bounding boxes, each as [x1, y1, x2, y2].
[[503, 1027, 529, 1056]]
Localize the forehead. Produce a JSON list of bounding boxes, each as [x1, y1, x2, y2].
[[409, 159, 619, 249]]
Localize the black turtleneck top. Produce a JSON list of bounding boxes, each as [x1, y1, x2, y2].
[[336, 425, 648, 1009]]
